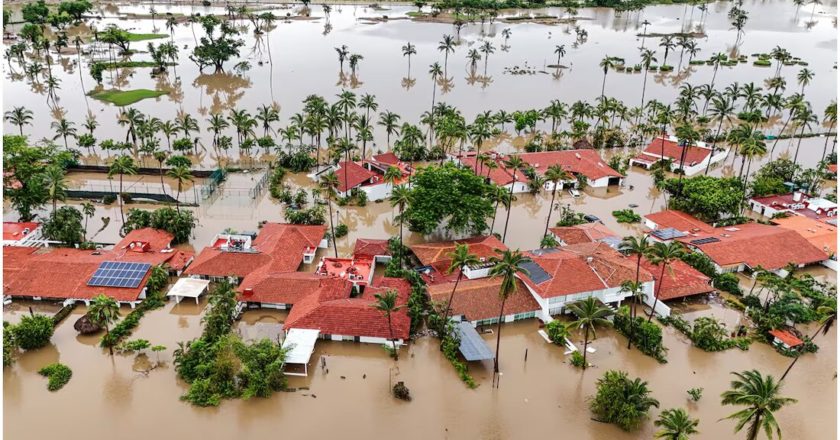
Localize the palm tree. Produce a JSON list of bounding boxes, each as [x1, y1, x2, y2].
[[822, 101, 837, 161], [81, 201, 95, 241], [792, 106, 817, 165], [721, 370, 797, 440], [780, 301, 836, 381], [167, 165, 193, 211], [378, 111, 401, 148], [796, 68, 814, 94], [402, 42, 416, 77], [160, 120, 177, 151], [567, 297, 613, 369], [620, 234, 651, 348], [442, 244, 480, 325], [659, 36, 675, 66], [553, 44, 566, 66], [108, 155, 138, 225], [319, 170, 340, 258], [372, 289, 405, 360], [500, 155, 524, 243], [88, 294, 120, 356], [488, 249, 529, 383], [542, 165, 570, 237], [438, 34, 455, 75], [706, 95, 736, 174], [638, 48, 658, 124], [44, 166, 67, 214], [255, 104, 279, 137], [647, 241, 685, 322], [389, 184, 411, 267], [654, 408, 700, 439], [335, 44, 349, 72], [5, 106, 33, 136], [599, 55, 615, 99], [479, 41, 495, 75], [51, 118, 77, 150]]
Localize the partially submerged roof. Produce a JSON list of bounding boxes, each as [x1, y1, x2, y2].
[[427, 277, 540, 322], [283, 328, 320, 365], [335, 160, 377, 193], [549, 223, 619, 246], [769, 329, 804, 347], [166, 278, 211, 299], [455, 322, 495, 361], [645, 210, 714, 234], [3, 222, 40, 241], [640, 258, 712, 301], [353, 238, 391, 259], [642, 136, 713, 165]]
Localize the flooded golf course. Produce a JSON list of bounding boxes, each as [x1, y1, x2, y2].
[[3, 0, 838, 438]]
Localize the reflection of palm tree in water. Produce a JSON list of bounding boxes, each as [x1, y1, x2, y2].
[[193, 71, 252, 115]]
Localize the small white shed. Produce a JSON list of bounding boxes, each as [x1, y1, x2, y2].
[[166, 278, 211, 304]]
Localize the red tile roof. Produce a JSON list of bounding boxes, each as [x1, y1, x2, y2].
[[518, 149, 623, 181], [240, 271, 347, 305], [772, 216, 837, 256], [427, 276, 540, 322], [640, 258, 712, 301], [676, 223, 828, 270], [769, 329, 804, 347], [372, 152, 401, 165], [353, 238, 391, 258], [335, 161, 377, 193], [410, 236, 508, 275], [3, 222, 40, 241], [642, 137, 712, 165], [522, 243, 653, 299], [549, 223, 618, 245], [645, 210, 715, 234], [285, 277, 411, 340], [458, 155, 529, 187]]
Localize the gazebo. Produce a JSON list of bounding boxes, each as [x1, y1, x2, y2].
[[166, 278, 211, 304]]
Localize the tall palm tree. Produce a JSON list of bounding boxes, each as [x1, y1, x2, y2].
[[81, 201, 95, 241], [567, 297, 613, 369], [620, 234, 651, 348], [792, 106, 818, 165], [5, 106, 33, 136], [638, 48, 658, 125], [543, 165, 570, 237], [479, 40, 495, 75], [389, 184, 411, 267], [780, 301, 836, 381], [378, 111, 401, 148], [647, 241, 685, 322], [706, 95, 736, 174], [488, 249, 529, 383], [599, 55, 615, 99], [501, 155, 524, 243], [108, 155, 138, 225], [319, 170, 340, 258], [51, 118, 77, 150], [88, 294, 120, 356], [372, 289, 404, 360], [442, 244, 480, 325], [796, 68, 814, 94], [654, 408, 700, 439], [438, 34, 455, 75], [335, 44, 349, 72], [659, 36, 675, 66], [44, 166, 67, 214], [821, 101, 837, 161], [553, 44, 566, 66], [167, 165, 193, 211], [721, 370, 796, 440], [402, 42, 416, 77]]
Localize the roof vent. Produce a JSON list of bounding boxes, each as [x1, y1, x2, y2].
[[575, 153, 581, 160], [243, 288, 254, 296]]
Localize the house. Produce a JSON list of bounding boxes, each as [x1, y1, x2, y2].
[[749, 191, 837, 222], [520, 243, 656, 321], [771, 215, 837, 271], [309, 153, 412, 200], [639, 258, 713, 301], [185, 223, 328, 283], [410, 235, 508, 283], [674, 222, 829, 275], [769, 329, 804, 350], [3, 222, 44, 247], [644, 209, 715, 242], [353, 238, 392, 261], [285, 277, 412, 345], [549, 223, 622, 248], [629, 135, 726, 175], [314, 238, 393, 287], [2, 228, 192, 307], [456, 149, 623, 193]]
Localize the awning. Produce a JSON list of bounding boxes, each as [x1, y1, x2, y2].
[[282, 328, 320, 376], [455, 322, 495, 362], [166, 278, 211, 304]]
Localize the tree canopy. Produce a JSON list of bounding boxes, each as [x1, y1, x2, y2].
[[663, 175, 744, 223]]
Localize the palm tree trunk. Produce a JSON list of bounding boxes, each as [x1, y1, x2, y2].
[[443, 272, 463, 326], [706, 118, 725, 175], [493, 296, 507, 379], [581, 328, 589, 369], [543, 184, 558, 237], [793, 123, 806, 165], [647, 263, 667, 322], [119, 174, 125, 225], [821, 122, 834, 161], [502, 172, 517, 243], [398, 207, 405, 269], [328, 198, 338, 258], [388, 314, 398, 361], [771, 113, 793, 158], [106, 325, 114, 356]]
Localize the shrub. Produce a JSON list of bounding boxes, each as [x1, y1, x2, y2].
[[545, 320, 569, 344], [38, 363, 73, 391], [11, 314, 54, 350], [687, 387, 703, 401], [116, 338, 151, 353], [102, 194, 117, 204], [612, 209, 641, 223], [393, 381, 411, 401], [590, 370, 659, 431], [613, 307, 667, 363], [691, 317, 731, 351], [714, 273, 742, 295], [569, 350, 585, 368], [333, 223, 349, 238], [4, 321, 17, 367]]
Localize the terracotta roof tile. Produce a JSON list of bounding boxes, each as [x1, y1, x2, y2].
[[335, 161, 377, 193], [410, 236, 508, 269], [640, 258, 712, 301], [427, 277, 540, 322], [642, 137, 712, 165], [549, 223, 619, 245], [352, 238, 391, 258], [645, 210, 715, 234], [772, 216, 837, 256], [769, 329, 804, 347]]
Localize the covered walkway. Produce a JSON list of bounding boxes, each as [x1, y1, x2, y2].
[[282, 328, 320, 376], [455, 322, 494, 362]]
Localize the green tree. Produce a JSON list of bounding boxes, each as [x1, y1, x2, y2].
[[389, 184, 411, 267], [647, 241, 685, 322], [3, 136, 52, 221], [191, 15, 245, 72], [654, 408, 700, 439], [663, 175, 744, 223], [488, 249, 529, 383], [10, 314, 54, 350], [500, 155, 524, 243], [166, 165, 193, 211], [42, 206, 84, 245], [108, 155, 138, 225], [319, 170, 340, 258], [542, 165, 570, 238], [567, 297, 614, 369], [442, 244, 480, 326], [43, 165, 67, 213], [590, 370, 660, 431], [4, 106, 33, 136], [721, 370, 796, 440], [88, 294, 121, 356], [372, 289, 404, 360]]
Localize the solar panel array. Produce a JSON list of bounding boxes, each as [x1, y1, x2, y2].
[[690, 237, 721, 246], [519, 260, 551, 284], [87, 261, 152, 288]]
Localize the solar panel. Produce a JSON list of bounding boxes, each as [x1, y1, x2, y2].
[[87, 261, 152, 288], [519, 260, 551, 284], [651, 227, 687, 240], [690, 237, 720, 246], [455, 322, 495, 361]]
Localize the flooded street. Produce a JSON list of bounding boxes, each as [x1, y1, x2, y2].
[[3, 0, 838, 438]]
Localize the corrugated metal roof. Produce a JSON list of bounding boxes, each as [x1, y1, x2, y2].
[[455, 322, 495, 361]]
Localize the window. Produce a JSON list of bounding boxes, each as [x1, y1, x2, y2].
[[513, 311, 536, 321], [475, 317, 499, 326]]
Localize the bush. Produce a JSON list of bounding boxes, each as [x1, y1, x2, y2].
[[590, 370, 659, 431], [714, 273, 742, 295], [392, 381, 411, 401], [11, 314, 54, 350], [4, 321, 17, 367], [687, 387, 703, 401], [612, 209, 641, 223], [38, 363, 73, 391], [613, 307, 667, 363], [545, 320, 569, 345], [102, 194, 117, 204], [570, 350, 585, 368], [333, 223, 349, 238], [268, 166, 287, 200]]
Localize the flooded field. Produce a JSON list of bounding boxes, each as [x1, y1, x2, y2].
[[3, 0, 838, 438]]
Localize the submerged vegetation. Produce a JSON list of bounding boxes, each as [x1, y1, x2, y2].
[[88, 89, 169, 106], [38, 363, 73, 391]]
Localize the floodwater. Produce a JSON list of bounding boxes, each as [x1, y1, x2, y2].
[[3, 1, 838, 438]]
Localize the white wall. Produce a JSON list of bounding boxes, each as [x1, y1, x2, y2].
[[361, 182, 393, 201], [504, 181, 531, 194]]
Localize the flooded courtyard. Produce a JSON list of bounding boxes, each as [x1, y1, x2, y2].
[[3, 0, 838, 438]]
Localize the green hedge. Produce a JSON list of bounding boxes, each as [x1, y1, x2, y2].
[[39, 363, 73, 391], [613, 308, 667, 363]]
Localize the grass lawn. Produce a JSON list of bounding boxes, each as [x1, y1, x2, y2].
[[95, 61, 160, 69], [89, 89, 168, 106], [125, 32, 168, 42]]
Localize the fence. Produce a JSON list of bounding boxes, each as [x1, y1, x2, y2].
[[69, 181, 201, 205], [248, 169, 270, 199], [200, 168, 227, 201]]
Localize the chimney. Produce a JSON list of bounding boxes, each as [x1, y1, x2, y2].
[[793, 191, 802, 202]]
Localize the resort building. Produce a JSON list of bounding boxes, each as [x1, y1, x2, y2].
[[3, 228, 193, 307], [548, 223, 622, 248], [629, 135, 727, 175], [314, 238, 393, 287], [639, 258, 713, 302], [771, 215, 837, 271], [643, 209, 715, 242], [520, 243, 657, 320], [455, 149, 623, 193], [309, 153, 412, 200], [2, 222, 44, 247], [748, 191, 837, 222]]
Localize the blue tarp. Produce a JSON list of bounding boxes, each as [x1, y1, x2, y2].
[[455, 322, 495, 361]]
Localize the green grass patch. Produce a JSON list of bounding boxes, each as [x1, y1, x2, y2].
[[38, 363, 73, 391], [125, 32, 168, 42], [89, 89, 168, 106], [93, 61, 165, 70]]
